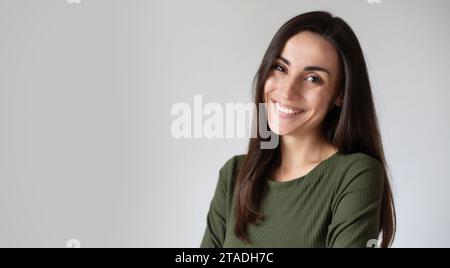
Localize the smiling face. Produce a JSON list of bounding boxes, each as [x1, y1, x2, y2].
[[264, 31, 343, 136]]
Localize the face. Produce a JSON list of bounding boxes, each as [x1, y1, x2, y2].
[[264, 31, 343, 136]]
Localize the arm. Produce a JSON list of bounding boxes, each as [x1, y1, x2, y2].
[[326, 157, 385, 248], [200, 161, 230, 248]]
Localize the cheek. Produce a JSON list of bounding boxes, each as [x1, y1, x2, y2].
[[263, 78, 276, 101], [306, 88, 332, 114], [263, 77, 277, 103]]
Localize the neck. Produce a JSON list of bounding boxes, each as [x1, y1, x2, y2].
[[278, 127, 336, 173]]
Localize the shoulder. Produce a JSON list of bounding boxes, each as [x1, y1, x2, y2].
[[219, 154, 246, 179], [217, 154, 246, 190], [332, 152, 385, 194], [335, 152, 383, 174]]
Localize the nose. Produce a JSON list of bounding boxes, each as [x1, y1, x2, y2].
[[279, 77, 300, 99]]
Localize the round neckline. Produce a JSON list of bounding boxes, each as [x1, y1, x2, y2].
[[267, 151, 339, 189]]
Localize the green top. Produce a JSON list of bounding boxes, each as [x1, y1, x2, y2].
[[200, 152, 384, 248]]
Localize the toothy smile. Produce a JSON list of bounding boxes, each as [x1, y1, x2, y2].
[[271, 98, 305, 115]]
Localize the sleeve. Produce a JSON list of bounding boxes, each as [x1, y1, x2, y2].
[[200, 157, 234, 248], [326, 156, 385, 248]]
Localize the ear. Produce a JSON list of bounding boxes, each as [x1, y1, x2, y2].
[[334, 90, 344, 107]]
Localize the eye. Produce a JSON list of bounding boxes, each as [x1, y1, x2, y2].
[[304, 75, 322, 84], [270, 64, 286, 73]]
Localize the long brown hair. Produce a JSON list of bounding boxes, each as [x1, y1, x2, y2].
[[233, 11, 396, 247]]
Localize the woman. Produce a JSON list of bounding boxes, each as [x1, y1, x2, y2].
[[200, 11, 396, 248]]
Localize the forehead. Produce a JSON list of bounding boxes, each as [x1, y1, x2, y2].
[[280, 31, 340, 71]]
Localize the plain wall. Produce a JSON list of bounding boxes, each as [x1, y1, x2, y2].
[[1, 0, 449, 247]]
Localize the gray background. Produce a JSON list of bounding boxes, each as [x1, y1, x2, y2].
[[1, 0, 449, 247]]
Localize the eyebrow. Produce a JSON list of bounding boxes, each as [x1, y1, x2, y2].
[[276, 55, 330, 75]]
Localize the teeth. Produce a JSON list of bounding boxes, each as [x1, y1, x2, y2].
[[275, 102, 302, 114]]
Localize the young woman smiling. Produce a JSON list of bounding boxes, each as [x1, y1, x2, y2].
[[201, 11, 396, 248]]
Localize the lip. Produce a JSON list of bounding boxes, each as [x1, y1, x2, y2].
[[270, 98, 305, 117]]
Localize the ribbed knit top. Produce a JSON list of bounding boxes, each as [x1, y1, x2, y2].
[[200, 152, 384, 248]]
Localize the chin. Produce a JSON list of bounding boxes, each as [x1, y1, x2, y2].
[[268, 120, 299, 136]]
